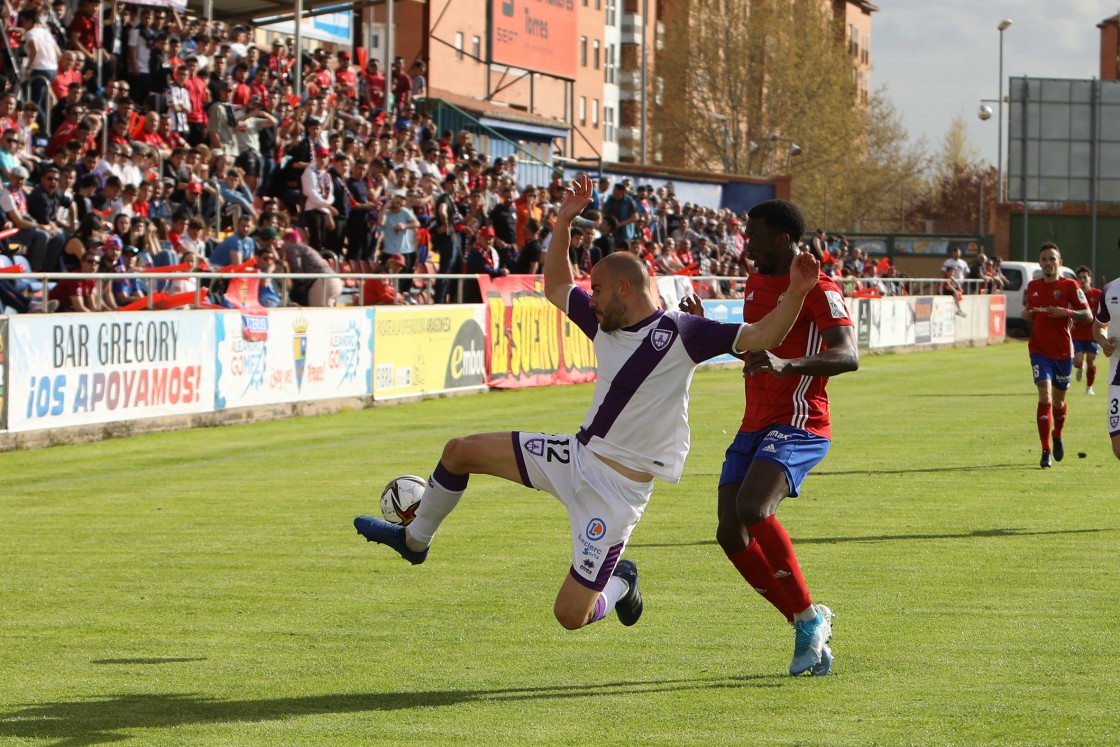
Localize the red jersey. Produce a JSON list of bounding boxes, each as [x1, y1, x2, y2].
[[740, 271, 853, 439], [1072, 286, 1102, 341], [1025, 277, 1088, 359]]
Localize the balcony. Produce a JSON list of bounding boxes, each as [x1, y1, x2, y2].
[[617, 125, 642, 159], [617, 70, 642, 101], [620, 12, 644, 45]]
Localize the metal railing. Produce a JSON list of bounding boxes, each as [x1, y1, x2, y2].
[[0, 271, 1003, 315]]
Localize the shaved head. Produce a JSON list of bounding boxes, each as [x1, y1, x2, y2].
[[595, 252, 650, 295]]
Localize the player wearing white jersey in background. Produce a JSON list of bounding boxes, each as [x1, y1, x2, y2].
[[1092, 273, 1120, 460], [354, 175, 821, 631]]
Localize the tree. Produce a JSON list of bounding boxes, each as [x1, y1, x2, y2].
[[653, 0, 927, 232]]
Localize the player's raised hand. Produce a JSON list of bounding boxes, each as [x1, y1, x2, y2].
[[557, 174, 594, 221], [678, 293, 704, 317], [788, 249, 820, 294]]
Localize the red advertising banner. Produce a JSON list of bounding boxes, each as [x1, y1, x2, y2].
[[988, 294, 1006, 342], [478, 274, 597, 388], [491, 0, 578, 80]]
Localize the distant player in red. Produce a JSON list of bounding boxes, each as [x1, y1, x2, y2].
[[1023, 242, 1091, 468], [1072, 264, 1102, 396], [683, 199, 858, 676]]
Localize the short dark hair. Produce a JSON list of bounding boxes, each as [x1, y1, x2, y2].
[[1040, 241, 1060, 254], [1075, 264, 1092, 275], [747, 199, 806, 244]]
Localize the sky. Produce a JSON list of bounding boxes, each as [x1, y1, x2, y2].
[[873, 0, 1111, 167]]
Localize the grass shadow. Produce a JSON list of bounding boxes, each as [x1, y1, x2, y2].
[[91, 658, 208, 665], [0, 675, 785, 746], [635, 526, 1116, 549]]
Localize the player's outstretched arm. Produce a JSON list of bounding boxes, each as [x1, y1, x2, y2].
[[732, 251, 819, 353], [543, 175, 593, 309]]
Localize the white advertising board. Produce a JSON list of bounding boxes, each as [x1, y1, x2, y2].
[[6, 312, 215, 432], [214, 308, 373, 409]]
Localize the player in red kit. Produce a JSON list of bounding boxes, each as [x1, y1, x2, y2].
[[1023, 243, 1091, 468], [683, 199, 858, 676], [1072, 265, 1102, 396]]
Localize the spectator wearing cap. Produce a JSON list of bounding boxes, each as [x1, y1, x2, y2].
[[175, 180, 205, 220], [378, 189, 420, 270], [365, 253, 406, 305], [301, 145, 337, 250], [207, 80, 240, 158], [112, 244, 146, 306], [463, 225, 508, 303], [281, 229, 342, 307], [228, 25, 249, 60], [233, 95, 275, 195], [2, 166, 63, 272]]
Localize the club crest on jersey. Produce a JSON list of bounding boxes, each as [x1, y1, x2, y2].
[[585, 517, 607, 541], [525, 438, 545, 456], [650, 329, 675, 351], [1053, 289, 1062, 300]]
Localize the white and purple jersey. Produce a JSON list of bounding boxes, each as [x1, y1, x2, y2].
[[565, 285, 745, 482], [1099, 279, 1120, 395]]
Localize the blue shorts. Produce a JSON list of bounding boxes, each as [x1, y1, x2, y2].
[[1030, 354, 1073, 391], [719, 425, 831, 498], [1073, 340, 1101, 356]]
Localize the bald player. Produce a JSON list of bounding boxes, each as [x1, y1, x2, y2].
[[355, 175, 822, 632]]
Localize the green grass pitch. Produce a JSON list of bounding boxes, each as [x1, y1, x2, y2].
[[1, 341, 1117, 746]]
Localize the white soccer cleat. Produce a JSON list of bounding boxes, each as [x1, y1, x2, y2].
[[1087, 386, 1096, 396]]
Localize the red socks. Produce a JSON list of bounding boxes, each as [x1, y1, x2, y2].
[[1053, 402, 1067, 440], [1037, 402, 1052, 451], [727, 541, 795, 623], [744, 515, 812, 614], [1087, 364, 1097, 387]]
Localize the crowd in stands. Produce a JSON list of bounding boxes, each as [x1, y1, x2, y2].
[[0, 3, 990, 314]]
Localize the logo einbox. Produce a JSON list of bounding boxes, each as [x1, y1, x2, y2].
[[585, 518, 607, 541]]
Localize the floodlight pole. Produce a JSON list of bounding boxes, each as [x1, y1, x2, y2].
[[997, 19, 1011, 204]]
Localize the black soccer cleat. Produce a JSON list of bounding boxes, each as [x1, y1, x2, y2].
[[1052, 437, 1064, 462], [612, 559, 643, 626], [354, 516, 428, 565], [1040, 450, 1053, 469]]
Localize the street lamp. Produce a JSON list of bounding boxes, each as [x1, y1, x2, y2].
[[768, 134, 801, 175], [997, 19, 1012, 203]]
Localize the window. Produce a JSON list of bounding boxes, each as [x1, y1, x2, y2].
[[593, 39, 601, 69], [472, 36, 481, 62], [606, 0, 616, 25], [455, 32, 463, 61], [579, 96, 586, 126], [604, 106, 615, 142], [580, 36, 587, 67], [605, 44, 616, 84], [592, 99, 600, 128]]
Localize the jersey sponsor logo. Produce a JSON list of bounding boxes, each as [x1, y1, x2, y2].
[[580, 558, 596, 574], [650, 328, 675, 351], [764, 430, 793, 441], [823, 290, 849, 319], [1076, 288, 1088, 305], [762, 444, 778, 453], [586, 517, 607, 541]]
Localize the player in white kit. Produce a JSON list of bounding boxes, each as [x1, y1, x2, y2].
[[1092, 275, 1120, 460], [355, 175, 821, 631]]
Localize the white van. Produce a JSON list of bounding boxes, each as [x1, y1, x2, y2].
[[999, 261, 1078, 335]]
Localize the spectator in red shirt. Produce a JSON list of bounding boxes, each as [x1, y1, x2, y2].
[[365, 58, 386, 111], [182, 56, 210, 146], [69, 0, 100, 62], [230, 61, 252, 107], [335, 51, 357, 98], [51, 52, 84, 101]]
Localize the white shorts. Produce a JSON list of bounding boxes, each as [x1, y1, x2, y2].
[[513, 432, 653, 591], [1109, 384, 1120, 437]]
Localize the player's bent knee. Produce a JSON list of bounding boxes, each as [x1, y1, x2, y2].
[[553, 602, 589, 631]]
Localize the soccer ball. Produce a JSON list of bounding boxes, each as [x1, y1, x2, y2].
[[380, 475, 426, 526]]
